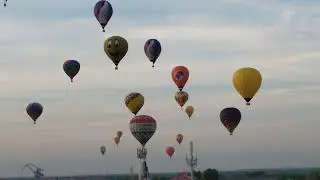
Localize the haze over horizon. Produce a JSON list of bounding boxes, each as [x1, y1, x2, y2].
[[0, 0, 319, 177]]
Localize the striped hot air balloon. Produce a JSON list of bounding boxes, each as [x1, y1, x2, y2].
[[129, 115, 157, 146]]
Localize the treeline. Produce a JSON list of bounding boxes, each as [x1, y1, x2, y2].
[[273, 171, 319, 180], [137, 169, 319, 180], [150, 168, 219, 180], [193, 168, 219, 180]]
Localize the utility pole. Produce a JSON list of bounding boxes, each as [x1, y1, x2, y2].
[[137, 146, 151, 180], [130, 166, 133, 180], [186, 141, 198, 180]]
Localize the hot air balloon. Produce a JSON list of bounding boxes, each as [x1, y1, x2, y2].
[[117, 131, 123, 138], [166, 147, 175, 158], [94, 0, 113, 32], [114, 136, 120, 146], [63, 60, 80, 82], [171, 66, 189, 91], [175, 91, 188, 108], [104, 36, 128, 70], [26, 102, 43, 124], [176, 134, 183, 145], [232, 67, 262, 105], [144, 39, 161, 68], [125, 92, 144, 115], [129, 115, 157, 147], [185, 105, 194, 119], [220, 107, 241, 135], [101, 146, 106, 155]]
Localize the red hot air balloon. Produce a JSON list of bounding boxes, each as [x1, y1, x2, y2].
[[171, 66, 189, 91], [129, 115, 157, 147], [166, 147, 175, 158]]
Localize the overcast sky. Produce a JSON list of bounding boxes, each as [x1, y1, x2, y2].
[[0, 0, 319, 177]]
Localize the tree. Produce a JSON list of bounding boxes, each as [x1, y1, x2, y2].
[[305, 172, 320, 180], [202, 168, 219, 180], [193, 170, 202, 179]]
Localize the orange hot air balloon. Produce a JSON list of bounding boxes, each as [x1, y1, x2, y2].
[[176, 134, 183, 145], [171, 66, 189, 91], [117, 131, 123, 138], [185, 105, 194, 119], [114, 136, 120, 146], [166, 146, 175, 158]]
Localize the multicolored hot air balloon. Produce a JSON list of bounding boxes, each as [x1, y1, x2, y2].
[[220, 107, 241, 135], [101, 145, 106, 155], [166, 147, 175, 158], [232, 67, 262, 105], [117, 131, 123, 138], [176, 134, 183, 145], [94, 0, 113, 32], [26, 102, 43, 124], [144, 39, 162, 68], [175, 91, 188, 108], [114, 136, 120, 146], [125, 92, 144, 115], [129, 115, 157, 147], [171, 66, 189, 91], [63, 60, 80, 82], [104, 36, 128, 70]]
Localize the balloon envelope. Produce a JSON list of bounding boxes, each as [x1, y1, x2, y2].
[[171, 66, 189, 91], [175, 91, 189, 108], [144, 39, 161, 67], [185, 105, 194, 119], [117, 131, 123, 138], [125, 92, 144, 115], [232, 67, 262, 105], [63, 60, 80, 82], [101, 146, 106, 155], [129, 115, 157, 146], [94, 0, 113, 32], [166, 147, 175, 158], [220, 107, 241, 135], [114, 136, 120, 145], [104, 36, 128, 70], [26, 102, 43, 124], [176, 134, 183, 145]]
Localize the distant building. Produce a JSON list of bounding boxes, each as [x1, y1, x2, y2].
[[170, 172, 191, 180]]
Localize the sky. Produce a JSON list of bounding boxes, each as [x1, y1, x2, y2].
[[0, 0, 320, 177]]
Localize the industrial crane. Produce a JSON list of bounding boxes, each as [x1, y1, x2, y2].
[[21, 163, 44, 179]]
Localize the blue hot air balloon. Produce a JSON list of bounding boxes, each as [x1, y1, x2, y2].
[[26, 102, 43, 124], [94, 0, 113, 32], [63, 60, 80, 82]]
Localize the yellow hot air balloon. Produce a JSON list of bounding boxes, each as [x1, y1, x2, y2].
[[125, 92, 144, 115], [232, 67, 262, 105], [185, 105, 194, 119]]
